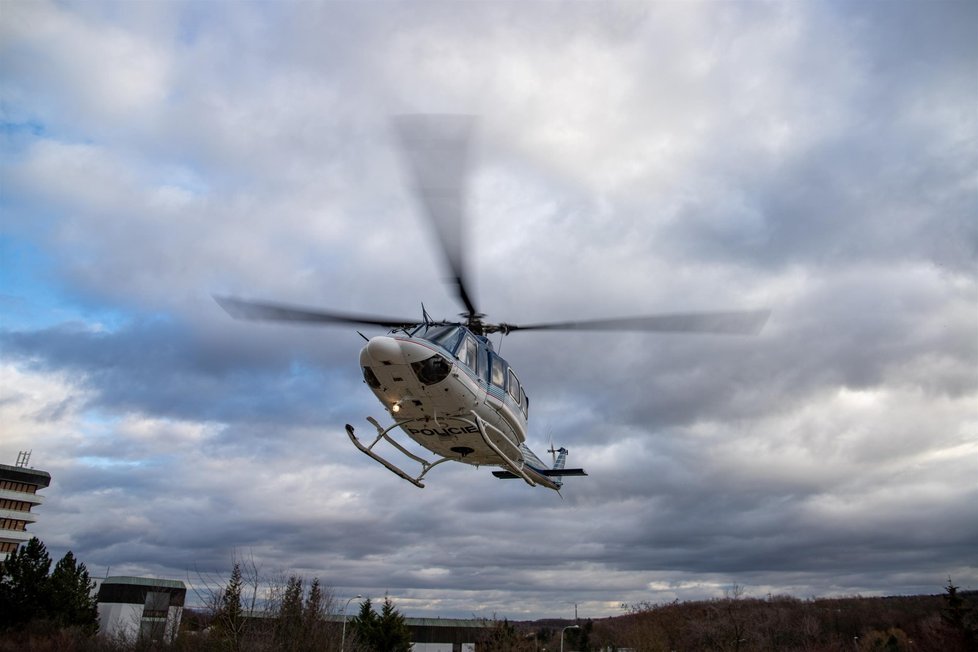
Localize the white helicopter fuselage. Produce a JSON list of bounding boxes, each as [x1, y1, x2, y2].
[[358, 326, 529, 468]]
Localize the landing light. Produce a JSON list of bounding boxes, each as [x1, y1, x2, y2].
[[392, 402, 401, 413]]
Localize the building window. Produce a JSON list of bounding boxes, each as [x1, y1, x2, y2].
[[0, 480, 37, 493], [0, 499, 32, 512]]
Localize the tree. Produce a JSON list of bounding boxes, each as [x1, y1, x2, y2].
[[276, 574, 304, 651], [350, 598, 380, 651], [303, 577, 325, 625], [302, 577, 332, 651], [942, 578, 966, 630], [351, 595, 412, 652], [0, 538, 98, 635], [481, 619, 530, 652], [48, 550, 98, 633], [215, 562, 245, 650], [941, 578, 977, 649], [376, 595, 413, 652], [0, 537, 53, 629]]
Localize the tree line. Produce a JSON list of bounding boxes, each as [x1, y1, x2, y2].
[[201, 558, 411, 652], [2, 539, 976, 651], [0, 537, 99, 636], [520, 581, 977, 652]]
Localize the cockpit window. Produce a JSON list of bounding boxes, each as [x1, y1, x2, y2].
[[419, 325, 463, 353]]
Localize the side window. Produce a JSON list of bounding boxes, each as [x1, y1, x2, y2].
[[481, 347, 491, 383], [490, 355, 506, 388], [457, 335, 479, 375], [520, 388, 529, 417], [507, 369, 521, 402]]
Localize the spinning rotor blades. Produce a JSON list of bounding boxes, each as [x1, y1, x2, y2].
[[394, 114, 480, 323], [216, 114, 772, 339], [214, 295, 424, 330], [495, 309, 771, 336]]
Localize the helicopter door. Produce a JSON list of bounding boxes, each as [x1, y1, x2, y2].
[[507, 369, 528, 418]]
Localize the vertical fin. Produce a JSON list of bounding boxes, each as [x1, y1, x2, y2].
[[551, 447, 568, 472]]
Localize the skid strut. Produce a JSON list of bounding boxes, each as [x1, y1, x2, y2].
[[346, 411, 559, 491], [457, 412, 560, 491], [346, 417, 454, 488]]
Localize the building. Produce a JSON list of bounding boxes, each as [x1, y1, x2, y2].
[[406, 618, 485, 652], [97, 576, 187, 642], [0, 453, 52, 560]]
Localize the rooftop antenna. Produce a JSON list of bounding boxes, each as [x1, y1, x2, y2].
[[15, 450, 31, 468]]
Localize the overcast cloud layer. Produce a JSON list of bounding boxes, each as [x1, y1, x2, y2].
[[1, 1, 976, 619]]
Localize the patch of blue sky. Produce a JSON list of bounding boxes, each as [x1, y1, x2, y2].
[[72, 410, 153, 469], [155, 163, 209, 198], [0, 119, 45, 137], [0, 235, 131, 333], [175, 0, 230, 46], [76, 455, 148, 470], [0, 117, 47, 159]]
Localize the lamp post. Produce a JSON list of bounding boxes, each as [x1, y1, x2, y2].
[[561, 625, 580, 652], [341, 594, 362, 652]]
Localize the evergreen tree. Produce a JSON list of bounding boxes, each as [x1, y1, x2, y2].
[[216, 562, 244, 650], [942, 577, 966, 630], [276, 574, 304, 651], [350, 598, 380, 651], [302, 577, 329, 650], [376, 595, 413, 652], [0, 537, 53, 629], [941, 577, 977, 648], [303, 577, 325, 624], [48, 551, 98, 633]]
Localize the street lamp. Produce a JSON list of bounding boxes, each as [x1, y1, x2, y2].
[[561, 625, 580, 652], [341, 594, 362, 652]]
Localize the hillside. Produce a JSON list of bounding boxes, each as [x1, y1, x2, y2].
[[512, 590, 978, 652]]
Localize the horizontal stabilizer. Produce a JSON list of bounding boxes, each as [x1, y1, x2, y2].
[[493, 468, 588, 479]]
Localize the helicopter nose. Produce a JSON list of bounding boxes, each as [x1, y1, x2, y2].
[[365, 336, 405, 365]]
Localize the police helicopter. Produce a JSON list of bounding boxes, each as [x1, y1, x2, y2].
[[216, 115, 769, 492]]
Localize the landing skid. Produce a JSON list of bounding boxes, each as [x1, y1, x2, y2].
[[346, 411, 559, 491], [346, 416, 455, 488], [460, 413, 559, 491]]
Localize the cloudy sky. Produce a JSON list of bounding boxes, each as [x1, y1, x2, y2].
[[2, 0, 976, 620]]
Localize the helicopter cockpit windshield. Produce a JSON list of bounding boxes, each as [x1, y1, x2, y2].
[[416, 325, 463, 353], [415, 325, 482, 379]]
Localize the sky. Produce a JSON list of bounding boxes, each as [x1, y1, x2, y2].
[[1, 0, 976, 620]]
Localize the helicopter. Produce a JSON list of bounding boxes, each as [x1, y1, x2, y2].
[[216, 115, 770, 492]]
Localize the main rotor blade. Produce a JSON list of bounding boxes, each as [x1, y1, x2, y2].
[[214, 296, 424, 330], [496, 309, 771, 335], [393, 114, 480, 319]]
